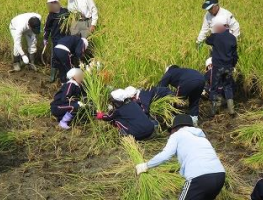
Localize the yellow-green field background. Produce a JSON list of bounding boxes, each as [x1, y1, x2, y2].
[[1, 0, 263, 92]]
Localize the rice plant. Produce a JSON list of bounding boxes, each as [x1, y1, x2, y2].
[[60, 11, 82, 35], [243, 150, 263, 170]]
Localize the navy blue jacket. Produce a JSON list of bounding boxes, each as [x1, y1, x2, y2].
[[57, 36, 86, 59], [251, 179, 263, 200], [206, 30, 238, 68], [137, 87, 175, 115], [158, 66, 205, 88], [102, 101, 154, 140], [51, 80, 86, 106], [44, 8, 69, 45]]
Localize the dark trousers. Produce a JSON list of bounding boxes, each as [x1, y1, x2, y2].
[[53, 48, 72, 83], [177, 80, 205, 116], [179, 172, 225, 200], [251, 179, 263, 200], [209, 66, 234, 101], [51, 102, 79, 121]]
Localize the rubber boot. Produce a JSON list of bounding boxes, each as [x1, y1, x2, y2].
[[59, 112, 73, 130], [13, 56, 21, 71], [227, 99, 235, 116], [190, 116, 198, 127], [29, 53, 37, 71], [50, 68, 58, 83], [211, 101, 219, 117]]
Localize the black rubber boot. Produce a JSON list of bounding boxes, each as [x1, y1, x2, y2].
[[227, 99, 235, 116], [50, 68, 58, 83], [13, 56, 21, 71], [211, 101, 219, 117], [29, 53, 38, 71]]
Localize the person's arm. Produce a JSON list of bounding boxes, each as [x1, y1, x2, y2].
[[197, 14, 210, 43], [147, 134, 178, 168], [229, 15, 240, 38], [158, 71, 172, 87], [232, 43, 239, 67], [97, 110, 118, 121], [61, 83, 76, 103], [75, 41, 85, 59], [43, 14, 52, 42], [205, 33, 216, 46], [87, 0, 98, 26], [13, 31, 25, 56]]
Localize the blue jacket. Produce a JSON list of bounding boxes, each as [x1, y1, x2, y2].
[[251, 179, 263, 200], [57, 36, 86, 59], [102, 101, 154, 140], [44, 7, 69, 45], [158, 66, 205, 88], [206, 30, 238, 68], [51, 80, 86, 106], [147, 127, 225, 180], [137, 87, 175, 115]]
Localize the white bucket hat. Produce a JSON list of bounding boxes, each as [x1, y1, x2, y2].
[[67, 68, 83, 80], [124, 86, 138, 98], [111, 89, 126, 102]]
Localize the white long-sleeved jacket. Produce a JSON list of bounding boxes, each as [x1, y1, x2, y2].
[[197, 7, 240, 42], [68, 0, 98, 26], [9, 13, 41, 56], [147, 127, 225, 181]]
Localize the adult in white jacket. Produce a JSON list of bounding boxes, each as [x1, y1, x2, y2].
[[9, 13, 41, 71], [136, 114, 225, 200], [197, 0, 240, 46]]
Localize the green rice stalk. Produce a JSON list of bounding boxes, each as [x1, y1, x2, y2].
[[18, 101, 50, 118], [242, 150, 263, 170], [60, 11, 82, 35]]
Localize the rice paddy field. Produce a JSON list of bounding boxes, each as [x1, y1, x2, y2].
[[0, 0, 263, 199]]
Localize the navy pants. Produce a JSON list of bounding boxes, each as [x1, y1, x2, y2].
[[177, 80, 205, 116], [251, 179, 263, 200], [210, 66, 234, 101], [53, 48, 72, 83], [179, 173, 225, 200], [51, 102, 79, 121]]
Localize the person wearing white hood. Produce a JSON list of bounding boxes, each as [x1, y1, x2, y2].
[[53, 35, 89, 83], [136, 114, 225, 200], [9, 13, 41, 71]]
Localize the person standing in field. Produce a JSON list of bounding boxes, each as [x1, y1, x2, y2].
[[158, 65, 205, 127], [44, 0, 69, 83], [196, 0, 240, 48], [67, 0, 98, 38], [9, 13, 41, 72], [205, 16, 238, 117], [135, 114, 226, 200]]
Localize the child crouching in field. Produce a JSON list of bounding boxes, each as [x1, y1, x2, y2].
[[96, 89, 154, 140], [51, 68, 86, 130]]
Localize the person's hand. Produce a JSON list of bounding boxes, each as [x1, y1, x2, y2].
[[22, 55, 29, 64], [135, 163, 148, 175], [90, 25, 96, 33], [108, 104, 113, 111], [43, 39, 48, 46], [196, 41, 203, 50], [96, 112, 104, 120], [78, 101, 86, 108]]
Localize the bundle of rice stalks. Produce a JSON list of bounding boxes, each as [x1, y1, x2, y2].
[[150, 96, 184, 127], [243, 150, 263, 170], [60, 11, 82, 35], [121, 136, 183, 200]]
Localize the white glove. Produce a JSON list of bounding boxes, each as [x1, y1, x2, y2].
[[78, 101, 85, 108], [22, 55, 29, 64], [108, 104, 113, 111], [135, 163, 148, 175]]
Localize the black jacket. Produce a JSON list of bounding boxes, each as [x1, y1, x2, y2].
[[251, 179, 263, 200], [206, 30, 238, 68], [102, 101, 154, 140], [44, 7, 69, 45], [158, 66, 205, 88]]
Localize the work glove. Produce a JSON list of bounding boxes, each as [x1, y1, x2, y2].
[[96, 112, 104, 120], [78, 101, 86, 108], [22, 55, 29, 64], [135, 163, 148, 175], [196, 41, 203, 50], [43, 39, 48, 46], [108, 104, 113, 111]]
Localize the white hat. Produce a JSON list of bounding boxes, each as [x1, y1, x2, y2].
[[211, 16, 228, 27], [81, 38, 89, 50], [111, 89, 126, 102], [47, 0, 59, 3], [124, 86, 138, 98], [67, 68, 83, 80], [206, 57, 212, 67]]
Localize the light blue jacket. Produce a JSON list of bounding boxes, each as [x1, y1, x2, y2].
[[147, 127, 225, 180]]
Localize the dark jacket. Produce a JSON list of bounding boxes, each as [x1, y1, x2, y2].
[[137, 87, 175, 116], [57, 36, 85, 59], [206, 29, 238, 68], [51, 80, 86, 106], [44, 7, 69, 45], [158, 66, 205, 88], [102, 101, 154, 140], [251, 179, 263, 200]]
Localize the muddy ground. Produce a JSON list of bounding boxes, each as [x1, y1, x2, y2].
[[0, 62, 262, 200]]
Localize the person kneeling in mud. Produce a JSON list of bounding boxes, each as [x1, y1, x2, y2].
[[96, 89, 154, 140], [51, 68, 86, 130]]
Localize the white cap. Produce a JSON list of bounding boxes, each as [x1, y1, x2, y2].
[[81, 38, 89, 50], [47, 0, 59, 3], [206, 57, 212, 67], [211, 16, 228, 27], [124, 86, 138, 98], [67, 68, 83, 80], [111, 89, 126, 102]]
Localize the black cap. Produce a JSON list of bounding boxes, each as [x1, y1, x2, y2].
[[202, 0, 218, 10], [28, 17, 41, 34], [168, 114, 194, 132]]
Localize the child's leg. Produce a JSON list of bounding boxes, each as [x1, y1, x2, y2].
[[222, 68, 234, 100]]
